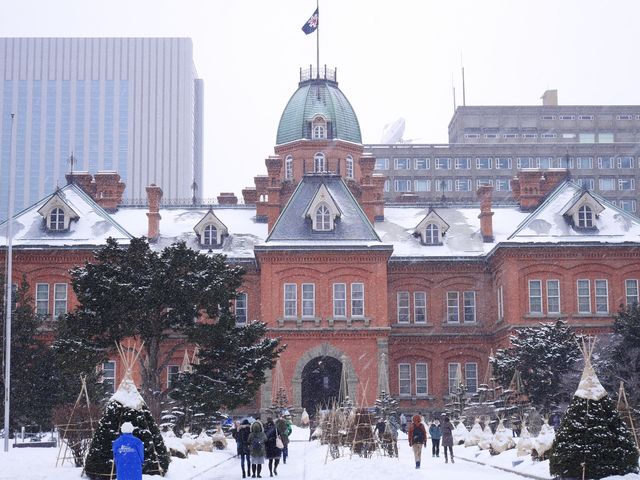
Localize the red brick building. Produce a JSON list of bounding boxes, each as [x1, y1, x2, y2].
[[3, 67, 640, 416]]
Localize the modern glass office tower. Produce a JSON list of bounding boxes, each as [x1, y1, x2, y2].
[[0, 38, 203, 220]]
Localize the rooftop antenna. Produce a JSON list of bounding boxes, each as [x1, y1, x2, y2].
[[68, 152, 76, 177], [461, 52, 466, 107], [452, 72, 457, 113]]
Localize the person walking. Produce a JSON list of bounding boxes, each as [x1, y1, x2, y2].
[[248, 420, 267, 478], [233, 419, 252, 478], [408, 414, 427, 469], [441, 416, 454, 464], [399, 413, 407, 433], [429, 419, 442, 458], [275, 415, 291, 465], [264, 417, 282, 477]]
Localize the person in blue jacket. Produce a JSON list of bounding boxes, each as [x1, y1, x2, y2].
[[112, 421, 144, 480]]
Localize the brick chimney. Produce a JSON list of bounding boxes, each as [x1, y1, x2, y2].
[[477, 185, 494, 243], [217, 192, 238, 205], [93, 171, 126, 212], [65, 171, 96, 197], [512, 170, 568, 211], [242, 187, 258, 205], [146, 184, 163, 242]]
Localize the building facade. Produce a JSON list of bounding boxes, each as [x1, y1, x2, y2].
[[3, 69, 640, 418], [0, 37, 203, 221]]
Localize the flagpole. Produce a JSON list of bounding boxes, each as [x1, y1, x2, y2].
[[316, 0, 320, 79], [3, 113, 16, 452]]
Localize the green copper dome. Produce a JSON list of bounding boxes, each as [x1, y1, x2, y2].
[[276, 69, 362, 145]]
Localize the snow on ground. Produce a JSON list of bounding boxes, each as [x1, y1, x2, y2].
[[1, 427, 638, 480]]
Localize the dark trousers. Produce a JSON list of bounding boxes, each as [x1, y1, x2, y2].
[[443, 445, 453, 460], [240, 452, 250, 474], [432, 438, 440, 456]]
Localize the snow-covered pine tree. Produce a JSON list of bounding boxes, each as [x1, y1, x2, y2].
[[549, 339, 639, 479], [84, 346, 170, 479], [374, 390, 398, 421]]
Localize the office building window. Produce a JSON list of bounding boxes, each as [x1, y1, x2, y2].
[[435, 157, 451, 170], [414, 158, 429, 170], [625, 279, 639, 305], [284, 284, 297, 317], [384, 179, 390, 192], [375, 158, 389, 170], [517, 157, 538, 169], [576, 157, 593, 169], [599, 178, 616, 191], [617, 114, 633, 120], [455, 179, 472, 191], [619, 200, 637, 212], [529, 280, 543, 314], [333, 283, 347, 317], [477, 179, 494, 188], [414, 292, 427, 323], [595, 279, 609, 314], [435, 179, 453, 191], [577, 279, 591, 313], [302, 283, 315, 317], [398, 363, 411, 396], [576, 178, 595, 190], [351, 283, 364, 317], [598, 157, 614, 170], [395, 179, 412, 192], [619, 178, 635, 191], [397, 292, 410, 323], [394, 158, 410, 170], [495, 158, 512, 170], [547, 280, 561, 314], [496, 179, 511, 191], [476, 157, 492, 169], [414, 179, 430, 192], [235, 292, 247, 324], [503, 133, 518, 139], [416, 363, 428, 396], [579, 133, 596, 143], [455, 158, 470, 170], [598, 133, 614, 143]]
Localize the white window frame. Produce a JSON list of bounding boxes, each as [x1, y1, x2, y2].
[[315, 204, 332, 231], [465, 362, 478, 393], [528, 280, 543, 314], [415, 363, 428, 396], [595, 279, 609, 314], [476, 157, 492, 169], [394, 179, 412, 192], [203, 224, 218, 246], [394, 158, 410, 170], [448, 363, 460, 394], [36, 283, 49, 317], [167, 365, 180, 390], [455, 179, 472, 192], [455, 158, 470, 170], [333, 283, 347, 318], [463, 291, 476, 323], [50, 208, 65, 231], [599, 178, 616, 191], [577, 205, 594, 228], [53, 283, 68, 318], [576, 157, 593, 169], [414, 158, 429, 170], [398, 363, 411, 396], [285, 156, 293, 180], [414, 179, 430, 192], [375, 158, 389, 170], [397, 291, 410, 323], [625, 279, 639, 306], [446, 292, 459, 323], [425, 223, 440, 245], [577, 279, 591, 313], [302, 283, 315, 317], [497, 286, 504, 321], [496, 179, 511, 191], [495, 158, 512, 170], [235, 292, 248, 324], [435, 157, 451, 170], [284, 283, 297, 318], [351, 283, 364, 317], [346, 155, 354, 179], [547, 279, 561, 314], [618, 178, 635, 191], [618, 156, 634, 169], [314, 152, 326, 173], [102, 360, 116, 394], [598, 156, 614, 169], [414, 291, 427, 324]]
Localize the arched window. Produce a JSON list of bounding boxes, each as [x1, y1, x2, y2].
[[578, 205, 593, 228], [315, 205, 331, 231], [312, 116, 327, 139], [346, 155, 354, 179], [314, 152, 326, 173], [203, 225, 218, 246], [285, 155, 293, 180], [425, 223, 440, 244], [50, 208, 65, 231]]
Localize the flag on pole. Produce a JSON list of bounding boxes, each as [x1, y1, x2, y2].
[[302, 8, 319, 34]]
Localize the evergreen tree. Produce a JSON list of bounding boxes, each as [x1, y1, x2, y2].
[[169, 313, 283, 418], [61, 237, 248, 415], [491, 320, 580, 412], [549, 356, 639, 479], [374, 390, 398, 421], [84, 377, 170, 479], [0, 275, 58, 429]]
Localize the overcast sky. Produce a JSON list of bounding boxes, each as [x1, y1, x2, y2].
[[2, 0, 640, 199]]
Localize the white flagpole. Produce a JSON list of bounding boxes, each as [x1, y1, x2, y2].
[[316, 0, 320, 79], [3, 113, 16, 452]]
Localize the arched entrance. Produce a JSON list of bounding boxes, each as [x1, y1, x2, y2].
[[301, 356, 342, 416]]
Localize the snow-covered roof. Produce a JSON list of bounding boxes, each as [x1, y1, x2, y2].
[[3, 180, 640, 260]]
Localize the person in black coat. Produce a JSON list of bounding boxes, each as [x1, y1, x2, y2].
[[233, 419, 252, 478], [263, 418, 281, 477]]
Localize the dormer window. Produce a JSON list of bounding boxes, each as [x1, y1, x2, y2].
[[414, 209, 449, 246], [50, 208, 65, 231], [306, 183, 341, 232], [312, 116, 327, 139], [194, 210, 228, 249], [578, 205, 593, 228], [425, 223, 440, 245], [37, 190, 80, 232], [203, 225, 218, 246], [314, 152, 326, 173], [315, 204, 331, 231]]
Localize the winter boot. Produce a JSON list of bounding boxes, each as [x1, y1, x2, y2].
[[274, 459, 279, 475], [257, 465, 262, 478], [242, 467, 246, 478], [445, 457, 448, 464], [252, 465, 257, 478], [451, 457, 455, 464], [416, 461, 420, 469]]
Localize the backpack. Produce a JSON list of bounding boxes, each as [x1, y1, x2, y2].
[[412, 425, 425, 443], [252, 435, 263, 451]]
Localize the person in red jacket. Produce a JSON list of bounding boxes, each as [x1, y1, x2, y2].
[[407, 414, 427, 469]]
